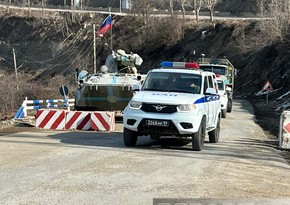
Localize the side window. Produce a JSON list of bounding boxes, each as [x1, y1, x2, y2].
[[203, 76, 209, 93], [208, 75, 214, 88]]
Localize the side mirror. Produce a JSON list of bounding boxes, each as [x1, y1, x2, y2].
[[132, 84, 140, 91], [205, 87, 217, 95]]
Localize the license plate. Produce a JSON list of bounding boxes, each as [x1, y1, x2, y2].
[[146, 120, 169, 127]]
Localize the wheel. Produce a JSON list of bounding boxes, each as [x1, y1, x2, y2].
[[221, 108, 227, 118], [209, 115, 221, 143], [192, 119, 205, 151], [123, 127, 138, 146], [227, 99, 232, 113]]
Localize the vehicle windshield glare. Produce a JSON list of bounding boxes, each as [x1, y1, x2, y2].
[[142, 72, 201, 94]]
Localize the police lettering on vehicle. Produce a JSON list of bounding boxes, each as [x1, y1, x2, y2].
[[152, 93, 178, 97]]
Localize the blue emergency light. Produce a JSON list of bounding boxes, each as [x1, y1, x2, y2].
[[160, 61, 199, 69]]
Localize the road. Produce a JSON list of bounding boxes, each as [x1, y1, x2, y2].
[[0, 3, 270, 21], [0, 100, 290, 205]]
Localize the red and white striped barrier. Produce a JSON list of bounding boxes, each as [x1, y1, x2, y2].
[[65, 111, 91, 130], [91, 112, 115, 131], [279, 110, 290, 149], [35, 109, 66, 130], [35, 109, 115, 132]]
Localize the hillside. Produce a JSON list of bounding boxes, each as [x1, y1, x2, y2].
[[0, 11, 289, 138]]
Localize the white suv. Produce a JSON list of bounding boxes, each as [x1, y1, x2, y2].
[[123, 62, 221, 151], [216, 76, 228, 118]]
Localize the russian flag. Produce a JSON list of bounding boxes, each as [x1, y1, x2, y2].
[[97, 15, 112, 37]]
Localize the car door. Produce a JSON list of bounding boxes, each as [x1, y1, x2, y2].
[[205, 74, 217, 127]]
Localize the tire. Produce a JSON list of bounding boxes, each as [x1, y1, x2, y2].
[[227, 99, 232, 113], [192, 119, 205, 151], [221, 109, 227, 118], [123, 127, 138, 146], [209, 115, 221, 143]]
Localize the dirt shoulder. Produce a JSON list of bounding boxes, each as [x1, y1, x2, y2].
[[248, 97, 290, 164]]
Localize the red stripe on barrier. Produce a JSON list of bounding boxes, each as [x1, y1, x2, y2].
[[77, 114, 90, 130], [96, 113, 110, 131], [35, 109, 43, 119], [38, 110, 56, 128], [65, 112, 82, 129], [50, 111, 64, 129], [284, 123, 290, 134]]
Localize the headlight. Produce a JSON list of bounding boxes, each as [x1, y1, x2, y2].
[[177, 104, 196, 112], [129, 101, 142, 109]]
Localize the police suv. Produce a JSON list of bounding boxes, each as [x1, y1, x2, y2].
[[123, 61, 221, 151], [216, 76, 228, 118]]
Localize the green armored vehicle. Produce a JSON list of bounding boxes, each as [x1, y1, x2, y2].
[[74, 49, 146, 114]]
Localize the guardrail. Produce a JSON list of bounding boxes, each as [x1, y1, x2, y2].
[[14, 97, 75, 120]]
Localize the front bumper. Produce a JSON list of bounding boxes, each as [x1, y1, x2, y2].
[[123, 108, 201, 136]]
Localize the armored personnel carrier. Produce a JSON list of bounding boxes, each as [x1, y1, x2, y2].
[[74, 48, 146, 113]]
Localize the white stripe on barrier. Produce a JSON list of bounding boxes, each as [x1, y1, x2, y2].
[[35, 109, 66, 130], [65, 111, 91, 130], [279, 110, 290, 149], [91, 112, 115, 131]]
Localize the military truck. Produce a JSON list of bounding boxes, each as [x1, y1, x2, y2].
[[197, 55, 237, 113], [74, 48, 146, 113]]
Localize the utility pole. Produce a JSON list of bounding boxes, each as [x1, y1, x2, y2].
[[12, 47, 18, 90], [120, 0, 122, 13], [109, 7, 113, 51], [93, 24, 96, 74], [71, 0, 75, 22]]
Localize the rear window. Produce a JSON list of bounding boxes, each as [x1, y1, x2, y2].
[[217, 80, 225, 90]]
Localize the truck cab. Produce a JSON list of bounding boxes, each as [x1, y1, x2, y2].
[[123, 61, 221, 151]]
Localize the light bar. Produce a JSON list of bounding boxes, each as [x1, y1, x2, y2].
[[160, 61, 199, 69]]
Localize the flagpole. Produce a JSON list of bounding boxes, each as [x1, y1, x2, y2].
[[109, 7, 113, 51], [93, 24, 96, 74]]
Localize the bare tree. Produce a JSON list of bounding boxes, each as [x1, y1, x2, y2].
[[131, 0, 153, 24], [201, 0, 219, 22], [194, 0, 201, 22], [177, 0, 192, 20], [258, 0, 290, 42], [169, 0, 174, 17]]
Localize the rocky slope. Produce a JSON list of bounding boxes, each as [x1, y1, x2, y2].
[[0, 12, 289, 137]]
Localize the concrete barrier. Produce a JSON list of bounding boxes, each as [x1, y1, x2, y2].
[[279, 110, 290, 149]]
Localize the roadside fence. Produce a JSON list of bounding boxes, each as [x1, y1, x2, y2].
[[14, 97, 75, 120]]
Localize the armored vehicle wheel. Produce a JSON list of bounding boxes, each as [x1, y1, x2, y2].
[[123, 127, 138, 146], [209, 115, 221, 143], [221, 109, 227, 118], [192, 120, 205, 151], [227, 99, 232, 113]]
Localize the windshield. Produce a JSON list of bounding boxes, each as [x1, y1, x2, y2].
[[200, 65, 226, 75], [217, 80, 224, 91], [142, 72, 202, 94]]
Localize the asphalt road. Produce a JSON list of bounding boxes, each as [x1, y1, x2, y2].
[[0, 100, 290, 205]]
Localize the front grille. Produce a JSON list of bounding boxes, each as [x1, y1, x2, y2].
[[141, 103, 177, 113], [137, 119, 179, 135]]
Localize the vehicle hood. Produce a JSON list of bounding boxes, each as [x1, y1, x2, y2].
[[132, 91, 203, 104]]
